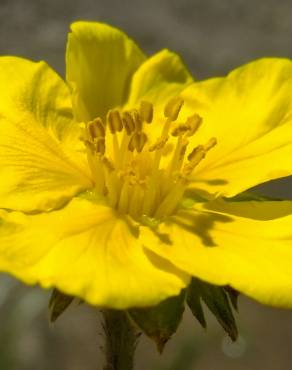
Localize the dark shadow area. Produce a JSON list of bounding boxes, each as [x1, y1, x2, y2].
[[173, 210, 233, 247], [199, 179, 228, 186], [143, 248, 188, 284]]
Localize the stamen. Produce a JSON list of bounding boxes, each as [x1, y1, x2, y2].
[[128, 132, 148, 153], [185, 114, 202, 136], [118, 179, 130, 214], [128, 184, 142, 218], [128, 135, 136, 152], [118, 129, 132, 169], [88, 118, 105, 139], [95, 137, 106, 155], [83, 139, 95, 153], [167, 137, 188, 178], [171, 114, 202, 137], [187, 145, 205, 161], [154, 181, 185, 219], [142, 98, 184, 215], [108, 110, 123, 133], [161, 142, 174, 156], [179, 138, 189, 160], [85, 145, 105, 193], [149, 136, 169, 152], [164, 97, 184, 121], [136, 132, 148, 152], [161, 97, 185, 139], [102, 157, 118, 207], [122, 112, 135, 135], [83, 96, 216, 220], [171, 123, 190, 137], [131, 109, 143, 131], [204, 137, 217, 151], [183, 145, 206, 176], [107, 111, 122, 163], [140, 101, 153, 123], [183, 152, 206, 176], [101, 156, 115, 172]]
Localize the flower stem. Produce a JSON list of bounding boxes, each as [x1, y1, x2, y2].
[[101, 309, 139, 370]]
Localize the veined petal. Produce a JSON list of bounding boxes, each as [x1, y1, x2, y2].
[[180, 58, 292, 198], [142, 199, 292, 308], [66, 21, 146, 121], [128, 49, 193, 106], [0, 198, 188, 308], [0, 57, 92, 212]]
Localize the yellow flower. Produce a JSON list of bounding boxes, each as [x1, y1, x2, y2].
[[1, 21, 292, 309]]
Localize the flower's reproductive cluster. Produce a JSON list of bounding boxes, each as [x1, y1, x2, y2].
[[84, 98, 216, 219]]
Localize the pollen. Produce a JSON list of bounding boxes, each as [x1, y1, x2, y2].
[[84, 97, 216, 219]]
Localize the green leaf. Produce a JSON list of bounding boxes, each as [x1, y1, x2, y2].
[[49, 288, 74, 322], [187, 278, 238, 341], [128, 290, 186, 353]]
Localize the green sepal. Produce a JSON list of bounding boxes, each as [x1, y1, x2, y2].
[[128, 289, 186, 353], [224, 286, 239, 311], [186, 281, 206, 329], [187, 278, 238, 341], [49, 288, 74, 322]]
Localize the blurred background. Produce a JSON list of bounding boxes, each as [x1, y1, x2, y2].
[[1, 0, 292, 369]]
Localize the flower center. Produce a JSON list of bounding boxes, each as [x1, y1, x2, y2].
[[83, 97, 216, 220]]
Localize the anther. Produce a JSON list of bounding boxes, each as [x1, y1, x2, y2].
[[184, 149, 206, 176], [140, 101, 153, 123], [95, 137, 105, 155], [122, 112, 135, 135], [186, 114, 202, 136], [128, 132, 148, 153], [164, 97, 184, 121], [187, 145, 205, 161], [102, 156, 115, 172], [204, 137, 217, 151], [83, 98, 216, 219], [131, 109, 143, 131], [136, 132, 148, 152], [171, 123, 190, 137], [88, 118, 105, 139], [149, 136, 169, 152], [128, 135, 136, 152], [108, 110, 123, 133]]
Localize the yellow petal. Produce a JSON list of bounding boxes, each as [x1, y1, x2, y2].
[[128, 49, 193, 106], [180, 58, 292, 198], [0, 56, 92, 212], [66, 21, 146, 121], [0, 198, 188, 308], [142, 199, 292, 308]]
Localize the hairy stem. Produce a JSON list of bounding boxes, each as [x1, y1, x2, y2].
[[101, 309, 139, 370]]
